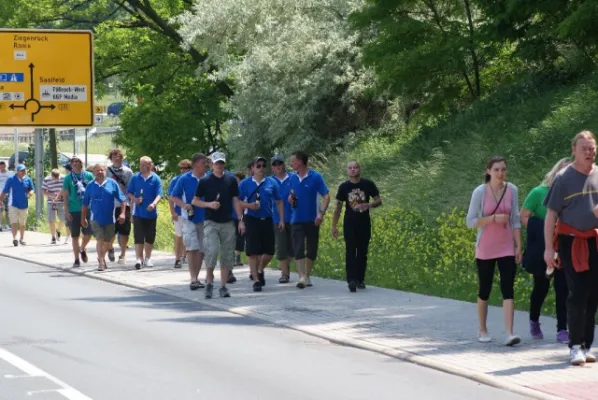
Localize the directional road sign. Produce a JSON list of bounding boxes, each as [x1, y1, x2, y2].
[[0, 30, 94, 127]]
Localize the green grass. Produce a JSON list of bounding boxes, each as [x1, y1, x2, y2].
[[0, 142, 29, 157], [56, 134, 116, 157]]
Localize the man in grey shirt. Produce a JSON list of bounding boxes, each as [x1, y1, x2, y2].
[[544, 130, 598, 366], [106, 148, 134, 264]]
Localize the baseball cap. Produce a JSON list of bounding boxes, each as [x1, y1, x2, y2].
[[211, 151, 226, 163], [253, 156, 266, 165], [271, 155, 284, 165], [70, 155, 83, 163], [15, 164, 26, 172]]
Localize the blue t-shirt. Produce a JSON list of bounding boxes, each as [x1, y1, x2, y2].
[[238, 176, 281, 219], [290, 169, 329, 224], [2, 175, 34, 209], [172, 171, 205, 224], [126, 172, 163, 219], [271, 172, 293, 223], [83, 179, 126, 226], [168, 174, 183, 216]]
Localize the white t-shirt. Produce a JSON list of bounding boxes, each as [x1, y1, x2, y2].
[[0, 170, 14, 193]]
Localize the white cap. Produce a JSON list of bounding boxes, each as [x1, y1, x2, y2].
[[211, 151, 226, 163]]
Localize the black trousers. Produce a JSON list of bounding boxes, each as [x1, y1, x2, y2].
[[475, 256, 516, 301], [558, 235, 598, 349], [529, 269, 568, 331], [344, 220, 371, 284]]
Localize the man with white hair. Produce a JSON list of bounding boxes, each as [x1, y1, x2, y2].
[[126, 156, 163, 270]]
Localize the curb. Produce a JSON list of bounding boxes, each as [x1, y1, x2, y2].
[[2, 252, 562, 400]]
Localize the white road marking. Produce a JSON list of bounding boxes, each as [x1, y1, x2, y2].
[[0, 347, 93, 400]]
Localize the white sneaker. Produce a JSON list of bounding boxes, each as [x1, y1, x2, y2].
[[144, 258, 154, 267], [118, 255, 126, 265], [505, 335, 521, 346], [570, 345, 586, 365], [64, 236, 70, 244], [134, 258, 143, 270], [585, 349, 596, 363], [478, 333, 492, 343]]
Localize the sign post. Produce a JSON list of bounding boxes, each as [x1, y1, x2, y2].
[[0, 29, 94, 127], [13, 127, 18, 160], [34, 128, 43, 220]]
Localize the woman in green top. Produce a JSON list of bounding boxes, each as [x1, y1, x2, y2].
[[520, 157, 570, 342]]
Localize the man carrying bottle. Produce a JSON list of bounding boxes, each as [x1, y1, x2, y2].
[[192, 152, 244, 299], [62, 156, 94, 267], [127, 156, 163, 270], [106, 149, 134, 264], [270, 155, 294, 283], [332, 161, 382, 292], [289, 150, 330, 289], [239, 156, 285, 292], [172, 153, 209, 290]]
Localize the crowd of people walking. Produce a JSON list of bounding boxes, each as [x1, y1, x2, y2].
[[0, 129, 597, 366]]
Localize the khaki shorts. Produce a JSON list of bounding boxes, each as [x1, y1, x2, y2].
[[91, 221, 115, 241], [8, 206, 27, 225], [204, 220, 235, 269], [174, 216, 184, 238], [182, 220, 204, 252]]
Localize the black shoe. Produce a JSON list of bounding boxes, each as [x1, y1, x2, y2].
[[205, 283, 214, 299], [73, 259, 81, 268], [51, 237, 57, 245], [80, 249, 88, 263], [135, 261, 142, 270], [258, 272, 266, 286], [279, 275, 290, 284], [174, 259, 182, 269], [219, 286, 231, 298], [348, 281, 357, 293], [57, 231, 61, 240], [108, 248, 115, 262], [296, 280, 306, 289], [190, 281, 204, 291], [249, 273, 253, 280], [227, 271, 237, 284], [357, 282, 366, 290], [12, 239, 18, 247], [253, 281, 263, 292]]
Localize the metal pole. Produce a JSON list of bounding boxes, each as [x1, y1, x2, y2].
[[72, 129, 76, 154], [85, 128, 88, 167], [34, 129, 44, 221], [13, 128, 19, 161]]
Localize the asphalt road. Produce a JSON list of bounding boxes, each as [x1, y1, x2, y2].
[[0, 257, 529, 400]]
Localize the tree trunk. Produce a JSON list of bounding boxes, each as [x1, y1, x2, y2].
[[49, 128, 58, 169], [463, 0, 481, 98]]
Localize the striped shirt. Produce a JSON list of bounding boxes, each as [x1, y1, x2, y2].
[[42, 175, 65, 203]]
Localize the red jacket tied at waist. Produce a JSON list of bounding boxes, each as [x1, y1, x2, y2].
[[553, 221, 598, 273]]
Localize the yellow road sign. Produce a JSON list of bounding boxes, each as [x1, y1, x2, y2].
[[0, 29, 93, 127], [94, 105, 104, 114]]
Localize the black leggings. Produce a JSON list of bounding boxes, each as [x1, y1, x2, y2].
[[476, 256, 516, 301], [529, 269, 568, 331]]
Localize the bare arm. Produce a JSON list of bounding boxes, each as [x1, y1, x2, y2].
[[233, 197, 244, 220], [332, 200, 342, 229], [150, 195, 162, 207], [320, 193, 331, 213], [520, 207, 532, 228], [172, 196, 190, 211], [544, 209, 558, 251], [276, 199, 284, 224], [370, 195, 382, 208]]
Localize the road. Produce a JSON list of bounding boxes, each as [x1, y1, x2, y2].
[[0, 257, 529, 400]]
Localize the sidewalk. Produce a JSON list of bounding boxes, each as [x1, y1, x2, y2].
[[1, 231, 597, 400]]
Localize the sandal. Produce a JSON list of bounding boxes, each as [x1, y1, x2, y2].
[[279, 275, 290, 284]]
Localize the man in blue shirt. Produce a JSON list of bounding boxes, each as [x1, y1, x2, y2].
[[168, 159, 192, 268], [126, 156, 163, 270], [172, 153, 209, 291], [271, 156, 295, 284], [0, 164, 34, 246], [82, 164, 127, 271], [239, 156, 284, 292], [289, 150, 330, 289]]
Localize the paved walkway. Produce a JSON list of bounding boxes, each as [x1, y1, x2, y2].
[[1, 231, 597, 400]]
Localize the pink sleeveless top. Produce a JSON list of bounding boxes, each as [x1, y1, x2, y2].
[[476, 185, 515, 260]]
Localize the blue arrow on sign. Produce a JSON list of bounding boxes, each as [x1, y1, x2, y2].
[[0, 73, 25, 82]]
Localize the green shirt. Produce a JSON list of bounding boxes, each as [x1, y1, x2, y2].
[[62, 171, 94, 212], [522, 185, 549, 220]]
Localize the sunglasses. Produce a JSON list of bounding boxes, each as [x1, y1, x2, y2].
[[255, 163, 266, 169]]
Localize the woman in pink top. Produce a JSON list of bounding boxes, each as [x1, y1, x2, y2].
[[466, 156, 522, 346]]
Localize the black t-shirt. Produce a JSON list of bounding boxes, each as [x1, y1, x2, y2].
[[335, 178, 379, 224], [196, 173, 239, 223]]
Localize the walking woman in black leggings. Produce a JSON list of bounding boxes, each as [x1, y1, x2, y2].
[[521, 158, 570, 342]]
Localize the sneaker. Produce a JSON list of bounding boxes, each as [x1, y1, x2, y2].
[[0, 226, 3, 232], [258, 272, 265, 286], [235, 255, 242, 266], [19, 240, 26, 246], [144, 258, 154, 267], [118, 255, 126, 265], [505, 335, 521, 346], [253, 281, 263, 292], [51, 237, 57, 245], [227, 271, 237, 284], [585, 349, 597, 363], [249, 273, 254, 280], [72, 259, 81, 268], [80, 249, 88, 263], [174, 259, 182, 269], [530, 321, 543, 340], [357, 282, 366, 289], [12, 239, 17, 247], [348, 281, 357, 293], [305, 276, 312, 287], [556, 330, 569, 343], [478, 333, 492, 343], [134, 259, 142, 270], [296, 278, 306, 289], [279, 275, 290, 284], [219, 286, 231, 298], [190, 281, 204, 291], [108, 248, 115, 262], [205, 283, 214, 299], [570, 345, 586, 366], [64, 236, 70, 244], [56, 231, 61, 240], [181, 255, 187, 264]]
